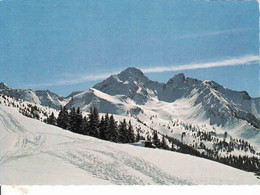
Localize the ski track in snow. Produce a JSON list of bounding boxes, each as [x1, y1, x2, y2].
[[45, 146, 190, 185], [0, 106, 189, 185], [0, 108, 46, 165]]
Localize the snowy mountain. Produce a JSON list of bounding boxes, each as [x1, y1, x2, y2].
[[64, 68, 260, 149], [0, 104, 259, 185], [0, 82, 67, 109], [89, 68, 260, 127], [1, 67, 260, 156], [93, 67, 163, 105]]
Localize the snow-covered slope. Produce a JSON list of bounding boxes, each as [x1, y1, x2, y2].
[[0, 104, 259, 185], [66, 88, 142, 115]]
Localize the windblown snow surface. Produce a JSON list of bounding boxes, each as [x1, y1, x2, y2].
[[0, 105, 259, 185]]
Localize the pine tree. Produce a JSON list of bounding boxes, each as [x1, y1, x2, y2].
[[136, 128, 141, 142], [108, 115, 118, 142], [68, 107, 77, 132], [88, 107, 99, 137], [75, 107, 83, 134], [81, 116, 89, 135], [103, 113, 110, 140], [57, 106, 69, 129], [46, 112, 56, 125], [99, 116, 106, 140], [118, 119, 127, 143], [127, 121, 135, 143], [152, 130, 160, 148]]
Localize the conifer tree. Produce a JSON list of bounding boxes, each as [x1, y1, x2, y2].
[[118, 119, 127, 143], [103, 113, 110, 140], [68, 107, 77, 132], [127, 121, 135, 143], [108, 115, 118, 142], [99, 116, 106, 140], [75, 107, 83, 133], [81, 116, 89, 135], [47, 112, 56, 125], [152, 130, 160, 148], [88, 107, 100, 137], [136, 128, 141, 142], [57, 106, 69, 129]]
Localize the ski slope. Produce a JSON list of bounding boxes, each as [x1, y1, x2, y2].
[[0, 105, 259, 185]]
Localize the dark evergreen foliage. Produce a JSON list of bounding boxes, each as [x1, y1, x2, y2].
[[118, 119, 128, 143], [81, 116, 89, 135], [99, 116, 106, 140], [88, 107, 100, 137], [46, 112, 56, 125], [75, 107, 83, 133], [152, 130, 160, 148], [108, 115, 118, 142], [127, 121, 135, 143], [68, 107, 77, 132], [57, 106, 69, 129], [136, 128, 141, 142], [103, 113, 110, 140]]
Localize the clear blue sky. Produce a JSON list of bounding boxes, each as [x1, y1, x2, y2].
[[0, 0, 259, 97]]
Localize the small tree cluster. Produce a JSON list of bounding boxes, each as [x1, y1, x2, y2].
[[46, 107, 136, 144]]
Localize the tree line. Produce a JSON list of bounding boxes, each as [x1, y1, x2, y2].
[[45, 106, 137, 143]]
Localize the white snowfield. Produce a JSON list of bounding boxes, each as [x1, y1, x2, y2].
[[0, 105, 259, 185]]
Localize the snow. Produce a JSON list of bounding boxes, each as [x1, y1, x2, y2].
[[1, 67, 260, 165], [0, 85, 66, 109], [0, 105, 259, 185]]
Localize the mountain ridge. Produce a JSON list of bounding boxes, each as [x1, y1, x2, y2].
[[0, 83, 66, 109], [1, 68, 260, 160], [1, 67, 259, 134], [1, 67, 258, 101]]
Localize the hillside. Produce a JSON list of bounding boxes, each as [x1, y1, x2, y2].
[[0, 104, 259, 185]]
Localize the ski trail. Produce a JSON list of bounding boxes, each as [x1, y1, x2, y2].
[[0, 107, 190, 184], [43, 141, 190, 185], [0, 107, 46, 165]]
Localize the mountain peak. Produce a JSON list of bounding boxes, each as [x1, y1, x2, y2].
[[117, 67, 144, 79], [174, 73, 185, 79], [166, 73, 186, 85], [202, 80, 220, 88]]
